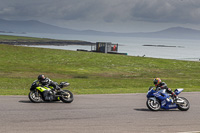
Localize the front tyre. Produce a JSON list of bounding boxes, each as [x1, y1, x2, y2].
[[28, 91, 43, 103], [60, 90, 74, 103], [146, 98, 161, 111], [177, 97, 190, 111]]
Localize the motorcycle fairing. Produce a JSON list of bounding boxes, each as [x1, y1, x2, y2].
[[36, 86, 51, 92], [147, 88, 178, 110], [154, 91, 178, 109]]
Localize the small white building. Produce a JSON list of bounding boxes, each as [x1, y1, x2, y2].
[[92, 42, 118, 53]]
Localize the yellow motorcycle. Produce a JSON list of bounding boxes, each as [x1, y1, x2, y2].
[[28, 82, 73, 103]]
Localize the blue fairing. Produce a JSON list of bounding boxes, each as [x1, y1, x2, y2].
[[147, 88, 179, 110]]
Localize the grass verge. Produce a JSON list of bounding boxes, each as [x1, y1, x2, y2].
[[0, 42, 200, 95]]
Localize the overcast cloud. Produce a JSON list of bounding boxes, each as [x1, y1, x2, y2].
[[0, 0, 200, 32]]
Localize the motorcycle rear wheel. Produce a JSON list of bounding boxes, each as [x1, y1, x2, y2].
[[146, 98, 161, 111], [177, 97, 190, 111], [60, 90, 74, 103], [29, 91, 43, 103]]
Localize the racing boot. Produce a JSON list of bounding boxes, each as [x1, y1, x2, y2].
[[171, 93, 178, 103]]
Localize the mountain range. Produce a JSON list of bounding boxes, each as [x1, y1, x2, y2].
[[0, 19, 200, 40]]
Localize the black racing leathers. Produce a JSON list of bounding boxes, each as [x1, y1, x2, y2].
[[39, 78, 60, 90], [156, 82, 176, 97], [32, 78, 60, 101], [45, 78, 60, 90]]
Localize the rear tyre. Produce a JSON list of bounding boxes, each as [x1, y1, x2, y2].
[[28, 91, 43, 103], [177, 97, 190, 111], [60, 90, 74, 103], [146, 98, 161, 111]]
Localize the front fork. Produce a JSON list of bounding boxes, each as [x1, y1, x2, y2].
[[35, 89, 39, 97]]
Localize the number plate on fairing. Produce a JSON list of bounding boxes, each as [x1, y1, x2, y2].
[[168, 104, 177, 108]]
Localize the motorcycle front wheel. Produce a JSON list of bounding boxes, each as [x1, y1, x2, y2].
[[29, 91, 43, 103], [146, 98, 161, 111], [60, 90, 74, 103]]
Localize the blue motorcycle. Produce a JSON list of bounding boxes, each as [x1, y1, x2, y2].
[[146, 86, 190, 111]]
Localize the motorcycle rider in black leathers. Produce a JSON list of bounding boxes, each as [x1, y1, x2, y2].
[[34, 75, 61, 100], [153, 78, 177, 100]]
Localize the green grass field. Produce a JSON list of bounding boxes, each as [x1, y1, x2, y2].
[[0, 34, 87, 44], [0, 38, 200, 95], [0, 34, 55, 41]]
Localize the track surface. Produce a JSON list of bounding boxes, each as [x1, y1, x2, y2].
[[0, 93, 200, 133]]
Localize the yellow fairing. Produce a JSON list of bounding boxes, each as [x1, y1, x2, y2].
[[36, 86, 51, 92]]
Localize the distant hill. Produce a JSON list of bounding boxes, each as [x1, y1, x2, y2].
[[0, 19, 78, 34], [140, 27, 200, 39], [0, 19, 200, 40]]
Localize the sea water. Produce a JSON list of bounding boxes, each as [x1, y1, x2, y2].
[[1, 32, 200, 61]]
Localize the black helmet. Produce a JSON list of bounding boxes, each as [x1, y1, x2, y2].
[[38, 75, 47, 84]]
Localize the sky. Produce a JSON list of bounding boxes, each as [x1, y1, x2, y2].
[[0, 0, 200, 32]]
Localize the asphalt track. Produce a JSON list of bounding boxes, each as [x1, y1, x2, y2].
[[0, 92, 200, 133]]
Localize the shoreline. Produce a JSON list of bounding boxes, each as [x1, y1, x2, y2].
[[0, 40, 95, 46], [21, 44, 200, 62], [143, 44, 184, 48], [1, 34, 199, 62]]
